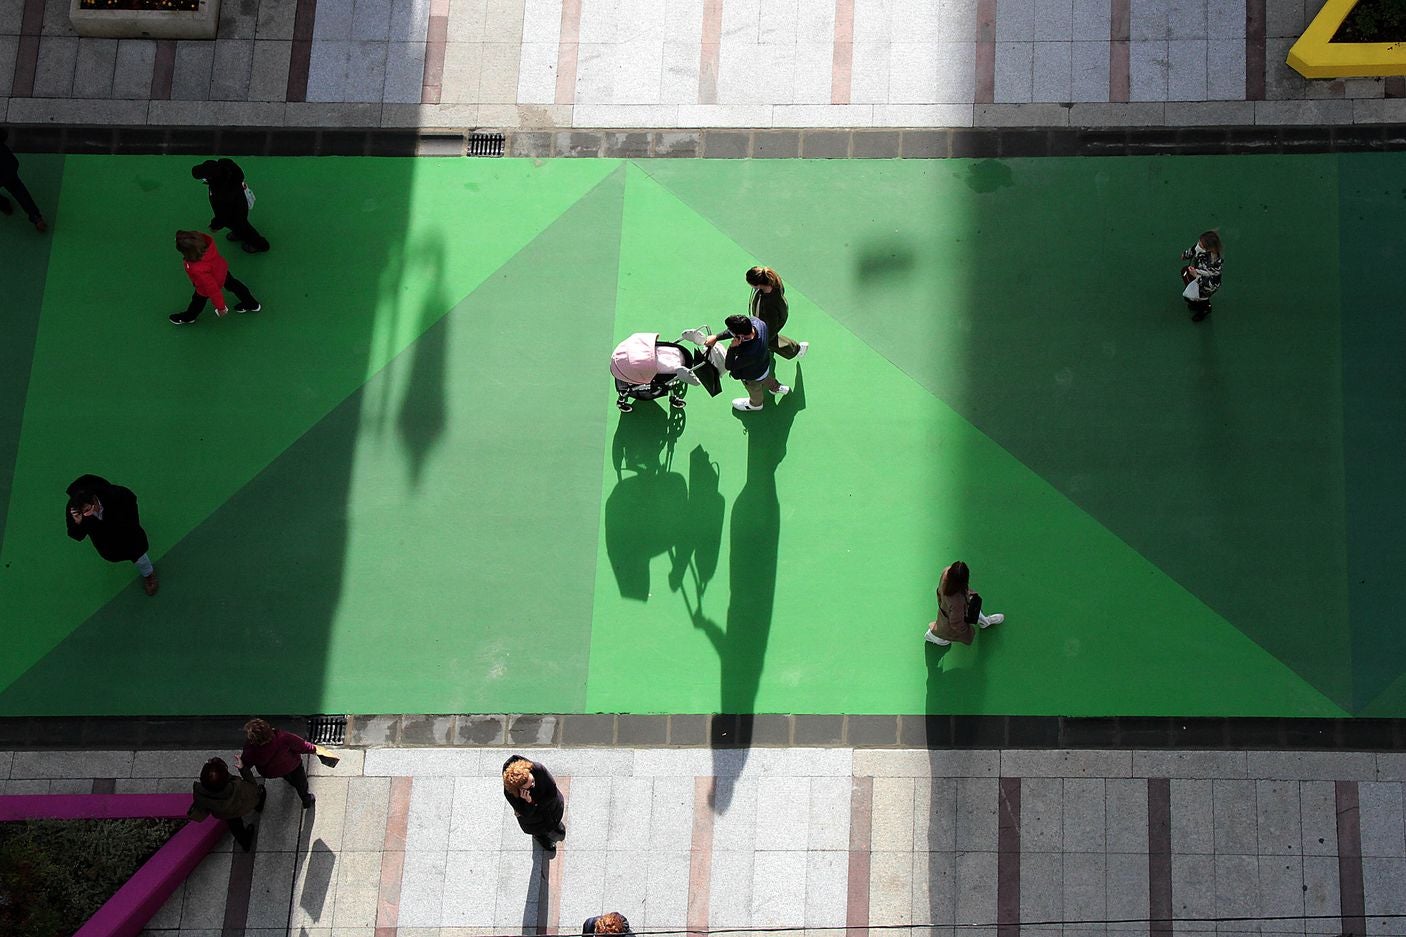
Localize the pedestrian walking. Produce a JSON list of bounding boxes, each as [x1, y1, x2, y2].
[[240, 718, 317, 808], [582, 912, 632, 935], [745, 266, 807, 361], [925, 560, 1005, 647], [192, 159, 269, 254], [169, 230, 262, 326], [705, 314, 791, 413], [187, 756, 266, 852], [65, 474, 158, 596], [502, 755, 567, 854], [1180, 230, 1222, 322], [0, 129, 48, 234]]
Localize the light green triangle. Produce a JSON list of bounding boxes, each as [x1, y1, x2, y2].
[[0, 155, 619, 693], [583, 163, 1346, 717]]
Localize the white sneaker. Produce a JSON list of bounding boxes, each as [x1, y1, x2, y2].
[[979, 613, 1005, 628], [680, 327, 709, 345], [732, 398, 762, 412], [924, 630, 951, 646], [774, 384, 791, 396], [795, 341, 809, 360]]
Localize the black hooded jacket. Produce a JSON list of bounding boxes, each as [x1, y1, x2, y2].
[[192, 158, 251, 228]]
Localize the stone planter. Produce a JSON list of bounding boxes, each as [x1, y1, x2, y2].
[[1288, 0, 1406, 77], [69, 0, 220, 39]]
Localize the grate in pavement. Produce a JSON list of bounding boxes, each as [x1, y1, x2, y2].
[[307, 714, 347, 745], [467, 132, 505, 157]]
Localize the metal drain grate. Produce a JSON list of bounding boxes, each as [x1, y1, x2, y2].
[[467, 132, 506, 157], [307, 715, 347, 745]]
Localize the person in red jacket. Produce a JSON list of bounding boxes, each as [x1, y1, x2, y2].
[[239, 718, 316, 808], [169, 229, 261, 326]]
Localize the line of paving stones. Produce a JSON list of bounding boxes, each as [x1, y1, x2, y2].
[[0, 713, 1401, 751], [7, 124, 1406, 159]]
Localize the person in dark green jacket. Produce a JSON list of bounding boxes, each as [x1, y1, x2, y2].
[[746, 266, 807, 361], [188, 757, 266, 851]]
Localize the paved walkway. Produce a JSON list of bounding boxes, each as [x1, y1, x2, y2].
[[5, 744, 1406, 935], [3, 0, 1405, 130]]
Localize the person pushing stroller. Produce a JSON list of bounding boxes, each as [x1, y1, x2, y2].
[[705, 314, 790, 412]]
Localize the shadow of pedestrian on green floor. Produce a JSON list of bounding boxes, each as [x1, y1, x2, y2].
[[395, 237, 450, 489], [606, 401, 721, 603], [697, 367, 805, 811]]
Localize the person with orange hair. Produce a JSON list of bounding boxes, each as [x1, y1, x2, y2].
[[582, 912, 632, 935], [502, 755, 567, 853]]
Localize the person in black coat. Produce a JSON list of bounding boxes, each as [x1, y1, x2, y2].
[[0, 129, 48, 233], [192, 159, 269, 253], [502, 755, 566, 854], [65, 474, 158, 596]]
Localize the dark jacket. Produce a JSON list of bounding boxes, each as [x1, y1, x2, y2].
[[65, 474, 149, 562], [193, 158, 251, 228], [582, 916, 633, 936], [189, 764, 261, 821], [721, 316, 772, 382], [241, 729, 316, 779], [502, 755, 565, 835], [751, 287, 788, 352]]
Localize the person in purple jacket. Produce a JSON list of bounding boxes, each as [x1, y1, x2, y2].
[[240, 718, 316, 808]]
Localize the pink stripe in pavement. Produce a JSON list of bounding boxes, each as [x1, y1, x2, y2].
[[975, 0, 996, 104], [846, 777, 872, 937], [285, 0, 317, 102], [1148, 778, 1173, 937], [8, 0, 43, 97], [555, 0, 583, 105], [1245, 0, 1266, 100], [687, 777, 715, 935], [375, 776, 414, 936], [540, 776, 569, 935], [830, 0, 854, 104], [1335, 781, 1367, 937], [1110, 0, 1130, 102], [698, 0, 724, 104], [422, 0, 449, 103], [996, 777, 1020, 937]]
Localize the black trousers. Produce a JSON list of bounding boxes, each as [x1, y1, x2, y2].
[[281, 762, 310, 798], [1, 174, 42, 223], [184, 273, 258, 318], [226, 213, 270, 252]]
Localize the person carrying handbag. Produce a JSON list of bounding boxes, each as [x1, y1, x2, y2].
[[925, 560, 1005, 646]]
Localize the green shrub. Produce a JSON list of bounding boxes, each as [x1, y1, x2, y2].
[[1334, 0, 1406, 41], [0, 818, 185, 937]]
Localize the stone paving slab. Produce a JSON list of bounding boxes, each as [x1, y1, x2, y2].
[[3, 0, 1405, 129]]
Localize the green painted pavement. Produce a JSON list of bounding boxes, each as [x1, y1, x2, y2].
[[582, 163, 1345, 718], [0, 155, 616, 696], [0, 165, 626, 715], [636, 155, 1355, 709]]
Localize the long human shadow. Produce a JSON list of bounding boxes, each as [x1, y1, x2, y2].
[[697, 367, 805, 812]]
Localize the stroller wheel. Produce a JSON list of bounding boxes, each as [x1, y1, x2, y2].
[[617, 400, 634, 412], [670, 396, 687, 409]]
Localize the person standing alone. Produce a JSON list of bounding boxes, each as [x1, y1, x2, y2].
[[192, 159, 269, 254], [1180, 230, 1222, 322], [925, 560, 1004, 646], [502, 755, 567, 854], [0, 129, 48, 233], [169, 230, 261, 325], [65, 474, 158, 596]]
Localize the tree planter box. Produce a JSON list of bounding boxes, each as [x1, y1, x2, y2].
[[1288, 0, 1406, 77], [69, 0, 220, 39]]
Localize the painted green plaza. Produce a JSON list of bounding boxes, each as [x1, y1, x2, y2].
[[1, 153, 1402, 718]]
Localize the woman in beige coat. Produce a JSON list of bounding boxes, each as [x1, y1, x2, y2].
[[925, 561, 1005, 646]]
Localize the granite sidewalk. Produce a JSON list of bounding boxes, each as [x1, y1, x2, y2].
[[3, 0, 1405, 131], [4, 744, 1406, 936]]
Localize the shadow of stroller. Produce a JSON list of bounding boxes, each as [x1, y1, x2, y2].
[[695, 366, 806, 812]]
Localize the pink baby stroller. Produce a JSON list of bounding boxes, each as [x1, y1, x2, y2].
[[610, 327, 719, 412]]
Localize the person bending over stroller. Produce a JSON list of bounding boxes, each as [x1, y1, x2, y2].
[[706, 314, 790, 413]]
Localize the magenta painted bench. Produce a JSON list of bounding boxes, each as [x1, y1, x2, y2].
[[0, 793, 224, 937]]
